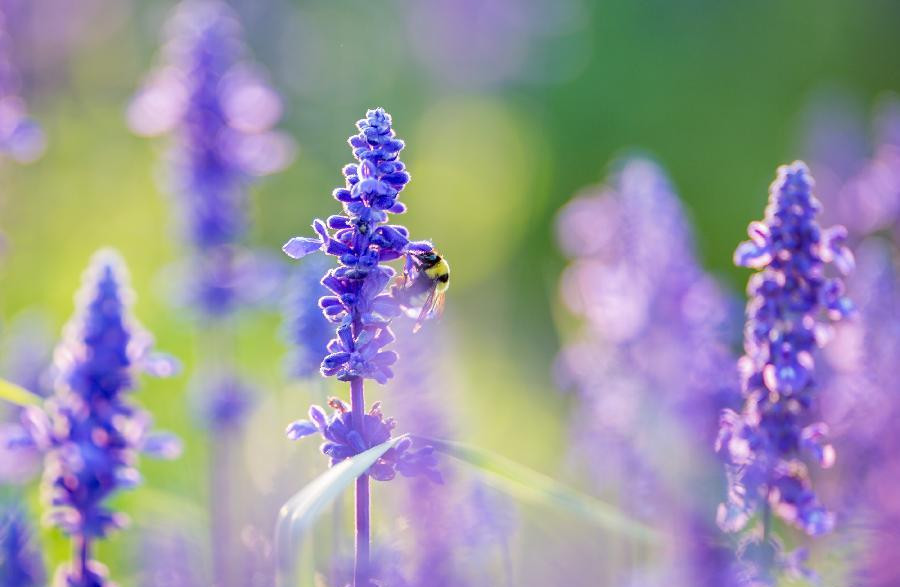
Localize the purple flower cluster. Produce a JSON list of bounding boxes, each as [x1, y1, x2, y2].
[[129, 0, 293, 315], [281, 109, 441, 581], [555, 157, 739, 585], [287, 398, 440, 483], [556, 158, 736, 478], [283, 108, 431, 384], [717, 161, 854, 538], [0, 505, 45, 587], [0, 4, 45, 163], [23, 251, 180, 587]]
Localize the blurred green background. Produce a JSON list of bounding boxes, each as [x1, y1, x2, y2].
[[2, 0, 899, 581]]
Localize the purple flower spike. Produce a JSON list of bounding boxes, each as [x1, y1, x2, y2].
[[283, 110, 444, 587], [0, 8, 45, 163], [718, 162, 853, 541], [556, 157, 741, 584], [287, 399, 440, 483], [283, 111, 441, 479], [25, 250, 180, 585], [129, 0, 294, 316]]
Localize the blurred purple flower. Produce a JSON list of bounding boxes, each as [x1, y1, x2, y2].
[[0, 4, 44, 163], [188, 247, 284, 317], [819, 242, 900, 587], [129, 0, 294, 316], [0, 504, 45, 587], [390, 321, 511, 587], [283, 108, 433, 383], [23, 250, 180, 586], [283, 109, 444, 586], [556, 157, 740, 585], [192, 373, 256, 431], [129, 0, 293, 246], [717, 162, 853, 540], [282, 256, 334, 379], [556, 157, 736, 484], [799, 95, 900, 585], [803, 94, 900, 239]]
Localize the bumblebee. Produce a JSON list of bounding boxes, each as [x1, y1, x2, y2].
[[394, 250, 450, 332]]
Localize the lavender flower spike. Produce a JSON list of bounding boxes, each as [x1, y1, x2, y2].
[[24, 250, 181, 587], [129, 0, 294, 250], [718, 161, 854, 540], [283, 109, 441, 586], [282, 108, 434, 385], [283, 256, 334, 379]]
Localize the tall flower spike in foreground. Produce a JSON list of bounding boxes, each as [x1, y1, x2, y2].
[[717, 162, 854, 580], [24, 250, 180, 587], [283, 108, 441, 587]]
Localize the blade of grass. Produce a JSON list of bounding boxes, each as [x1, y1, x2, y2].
[[275, 435, 407, 587], [423, 437, 659, 544], [0, 378, 41, 407]]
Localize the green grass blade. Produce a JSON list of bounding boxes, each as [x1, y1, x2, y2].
[[0, 378, 41, 407], [275, 434, 408, 587], [424, 437, 659, 544]]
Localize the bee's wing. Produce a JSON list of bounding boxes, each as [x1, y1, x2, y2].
[[412, 284, 439, 333]]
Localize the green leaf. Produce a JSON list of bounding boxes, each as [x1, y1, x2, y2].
[[424, 437, 659, 544], [275, 434, 408, 587], [0, 378, 41, 407]]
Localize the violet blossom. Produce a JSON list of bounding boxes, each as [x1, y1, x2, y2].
[[23, 250, 180, 587], [282, 108, 441, 586]]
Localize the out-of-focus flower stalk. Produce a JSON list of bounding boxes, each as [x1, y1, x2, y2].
[[24, 250, 180, 586], [129, 2, 294, 584]]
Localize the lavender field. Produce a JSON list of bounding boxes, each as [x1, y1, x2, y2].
[[1, 1, 900, 586]]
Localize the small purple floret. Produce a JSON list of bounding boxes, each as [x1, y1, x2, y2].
[[287, 399, 441, 483]]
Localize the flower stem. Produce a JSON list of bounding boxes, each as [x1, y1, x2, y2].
[[75, 533, 89, 582], [351, 377, 370, 587], [762, 500, 772, 542]]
